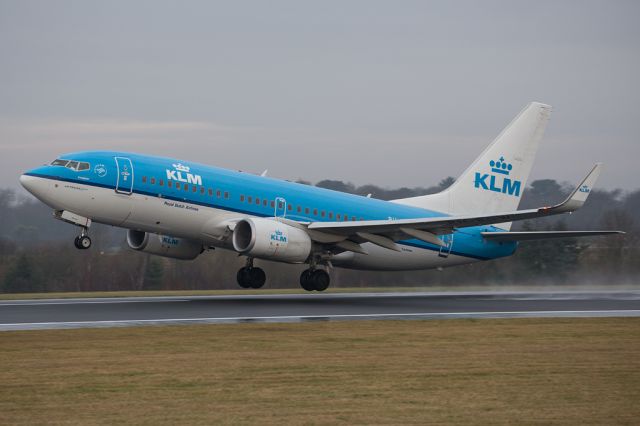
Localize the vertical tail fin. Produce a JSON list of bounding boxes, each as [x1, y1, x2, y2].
[[393, 102, 552, 230]]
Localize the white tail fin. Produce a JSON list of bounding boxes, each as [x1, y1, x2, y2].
[[393, 102, 552, 230]]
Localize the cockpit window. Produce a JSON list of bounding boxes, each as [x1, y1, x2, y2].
[[50, 159, 90, 171]]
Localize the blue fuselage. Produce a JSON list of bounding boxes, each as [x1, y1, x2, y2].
[[23, 151, 517, 264]]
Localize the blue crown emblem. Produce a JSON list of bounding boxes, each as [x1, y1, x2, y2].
[[172, 163, 191, 173], [489, 156, 513, 175]]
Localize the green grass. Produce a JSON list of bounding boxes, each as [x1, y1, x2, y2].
[[1, 318, 639, 424]]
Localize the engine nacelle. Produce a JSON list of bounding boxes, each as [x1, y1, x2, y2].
[[126, 230, 203, 260], [232, 218, 312, 263]]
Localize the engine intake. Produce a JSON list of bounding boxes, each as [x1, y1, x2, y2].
[[126, 230, 203, 260], [232, 218, 312, 263]]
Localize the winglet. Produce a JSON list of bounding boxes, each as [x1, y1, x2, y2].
[[548, 163, 602, 213]]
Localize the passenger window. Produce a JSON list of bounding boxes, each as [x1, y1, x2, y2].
[[175, 182, 180, 189], [142, 176, 147, 183], [313, 208, 318, 215], [216, 190, 221, 198], [168, 181, 173, 188], [329, 212, 333, 219], [200, 187, 205, 194], [208, 189, 213, 196], [321, 211, 326, 218], [288, 204, 292, 211], [270, 201, 275, 208], [263, 199, 267, 206], [159, 179, 164, 186], [51, 159, 69, 167], [184, 184, 189, 192], [192, 186, 197, 192], [336, 214, 341, 220], [351, 217, 356, 221], [343, 215, 349, 221], [256, 198, 261, 205], [248, 196, 253, 203], [150, 177, 156, 185], [305, 207, 310, 214], [297, 206, 302, 213], [224, 191, 229, 199], [240, 195, 245, 202]]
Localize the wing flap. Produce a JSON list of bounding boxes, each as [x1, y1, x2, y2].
[[481, 230, 625, 242]]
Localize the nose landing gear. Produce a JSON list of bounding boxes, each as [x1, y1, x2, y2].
[[74, 228, 92, 250]]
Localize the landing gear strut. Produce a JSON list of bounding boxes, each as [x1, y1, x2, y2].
[[74, 228, 92, 250], [237, 258, 266, 289], [300, 268, 330, 292]]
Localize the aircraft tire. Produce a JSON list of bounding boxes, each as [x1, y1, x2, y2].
[[311, 269, 330, 292], [74, 236, 81, 249], [249, 267, 266, 289], [300, 269, 315, 291], [236, 267, 252, 288], [78, 236, 91, 250]]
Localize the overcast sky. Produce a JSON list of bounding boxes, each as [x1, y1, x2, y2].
[[1, 1, 639, 192]]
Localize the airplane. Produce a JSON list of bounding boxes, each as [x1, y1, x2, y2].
[[19, 102, 623, 291]]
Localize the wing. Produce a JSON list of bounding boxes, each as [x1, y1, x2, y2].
[[306, 164, 606, 253]]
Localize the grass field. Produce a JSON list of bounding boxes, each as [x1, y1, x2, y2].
[[1, 318, 639, 425]]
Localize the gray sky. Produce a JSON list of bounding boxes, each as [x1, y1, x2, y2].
[[1, 0, 639, 192]]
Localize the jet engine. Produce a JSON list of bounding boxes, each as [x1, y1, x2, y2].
[[126, 230, 203, 260], [232, 218, 312, 263]]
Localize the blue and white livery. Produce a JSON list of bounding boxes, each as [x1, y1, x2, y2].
[[19, 102, 623, 291]]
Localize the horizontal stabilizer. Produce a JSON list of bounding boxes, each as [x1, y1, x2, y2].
[[481, 230, 625, 242]]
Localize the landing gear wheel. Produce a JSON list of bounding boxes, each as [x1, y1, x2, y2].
[[237, 267, 252, 288], [249, 267, 266, 289], [300, 269, 315, 291], [311, 269, 330, 292], [78, 235, 92, 249], [74, 235, 91, 250], [237, 266, 267, 289]]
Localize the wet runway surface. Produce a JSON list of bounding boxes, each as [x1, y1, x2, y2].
[[2, 291, 640, 330]]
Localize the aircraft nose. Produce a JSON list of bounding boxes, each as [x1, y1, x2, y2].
[[19, 174, 51, 199]]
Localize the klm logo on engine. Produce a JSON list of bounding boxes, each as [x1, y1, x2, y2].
[[162, 236, 179, 246], [166, 163, 202, 186], [474, 156, 521, 197], [271, 229, 288, 243]]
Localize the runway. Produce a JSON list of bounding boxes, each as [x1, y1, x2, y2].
[[1, 290, 640, 330]]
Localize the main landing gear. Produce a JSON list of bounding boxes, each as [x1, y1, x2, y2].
[[237, 258, 266, 289], [74, 228, 92, 250], [300, 268, 330, 292]]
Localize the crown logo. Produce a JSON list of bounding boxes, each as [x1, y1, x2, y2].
[[172, 163, 190, 173], [489, 156, 513, 175]]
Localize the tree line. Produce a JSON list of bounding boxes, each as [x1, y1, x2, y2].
[[0, 178, 637, 293]]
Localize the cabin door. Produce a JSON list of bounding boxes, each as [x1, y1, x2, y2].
[[114, 157, 134, 195], [438, 234, 454, 258]]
